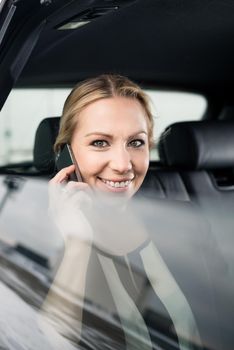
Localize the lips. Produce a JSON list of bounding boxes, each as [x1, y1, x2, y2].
[[98, 177, 133, 190]]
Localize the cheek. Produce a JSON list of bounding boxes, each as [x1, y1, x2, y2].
[[134, 150, 149, 175], [76, 151, 106, 179]]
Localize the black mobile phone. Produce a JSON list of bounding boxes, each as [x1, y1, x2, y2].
[[56, 144, 83, 182]]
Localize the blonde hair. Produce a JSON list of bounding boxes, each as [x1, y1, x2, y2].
[[54, 74, 154, 153]]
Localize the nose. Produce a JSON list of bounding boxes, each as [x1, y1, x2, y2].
[[109, 146, 132, 174]]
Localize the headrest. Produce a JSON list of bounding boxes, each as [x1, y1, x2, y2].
[[158, 121, 234, 170], [33, 117, 60, 173]]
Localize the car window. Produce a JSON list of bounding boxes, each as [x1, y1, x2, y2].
[[146, 90, 207, 159], [0, 177, 231, 350], [0, 88, 207, 165]]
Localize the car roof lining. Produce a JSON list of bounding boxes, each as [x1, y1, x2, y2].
[[15, 0, 234, 97]]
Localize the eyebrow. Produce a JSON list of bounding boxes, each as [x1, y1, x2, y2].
[[85, 131, 148, 138]]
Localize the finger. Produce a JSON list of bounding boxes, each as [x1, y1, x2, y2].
[[48, 181, 90, 204], [62, 183, 93, 210], [68, 190, 93, 210], [65, 181, 90, 192], [50, 165, 76, 184]]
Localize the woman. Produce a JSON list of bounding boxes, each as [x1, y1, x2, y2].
[[44, 75, 201, 350]]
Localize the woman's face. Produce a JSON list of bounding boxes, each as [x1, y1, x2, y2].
[[71, 96, 150, 199]]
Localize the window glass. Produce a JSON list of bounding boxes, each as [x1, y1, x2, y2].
[[146, 90, 207, 159], [0, 89, 207, 165], [0, 89, 71, 165]]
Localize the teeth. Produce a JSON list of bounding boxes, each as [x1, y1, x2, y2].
[[101, 179, 131, 188]]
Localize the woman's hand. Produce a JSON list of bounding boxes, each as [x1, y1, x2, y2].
[[48, 165, 93, 244], [41, 165, 93, 340]]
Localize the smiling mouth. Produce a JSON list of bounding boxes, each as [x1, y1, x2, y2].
[[98, 178, 133, 188]]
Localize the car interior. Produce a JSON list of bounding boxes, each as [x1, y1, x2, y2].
[[0, 0, 234, 349]]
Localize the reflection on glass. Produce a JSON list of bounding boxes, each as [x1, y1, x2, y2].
[[0, 181, 233, 350]]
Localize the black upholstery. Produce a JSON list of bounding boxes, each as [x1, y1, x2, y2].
[[138, 168, 190, 201], [158, 120, 234, 350], [159, 121, 234, 170], [158, 121, 234, 223], [33, 117, 60, 173], [158, 120, 234, 265]]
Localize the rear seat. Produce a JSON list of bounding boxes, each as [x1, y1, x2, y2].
[[157, 119, 234, 270], [158, 120, 234, 350], [33, 117, 60, 175], [158, 120, 234, 248], [140, 165, 190, 201]]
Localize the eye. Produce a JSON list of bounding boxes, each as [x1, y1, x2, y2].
[[129, 139, 145, 148], [91, 140, 109, 148]]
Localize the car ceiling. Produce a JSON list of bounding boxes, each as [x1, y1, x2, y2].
[[17, 0, 234, 97]]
